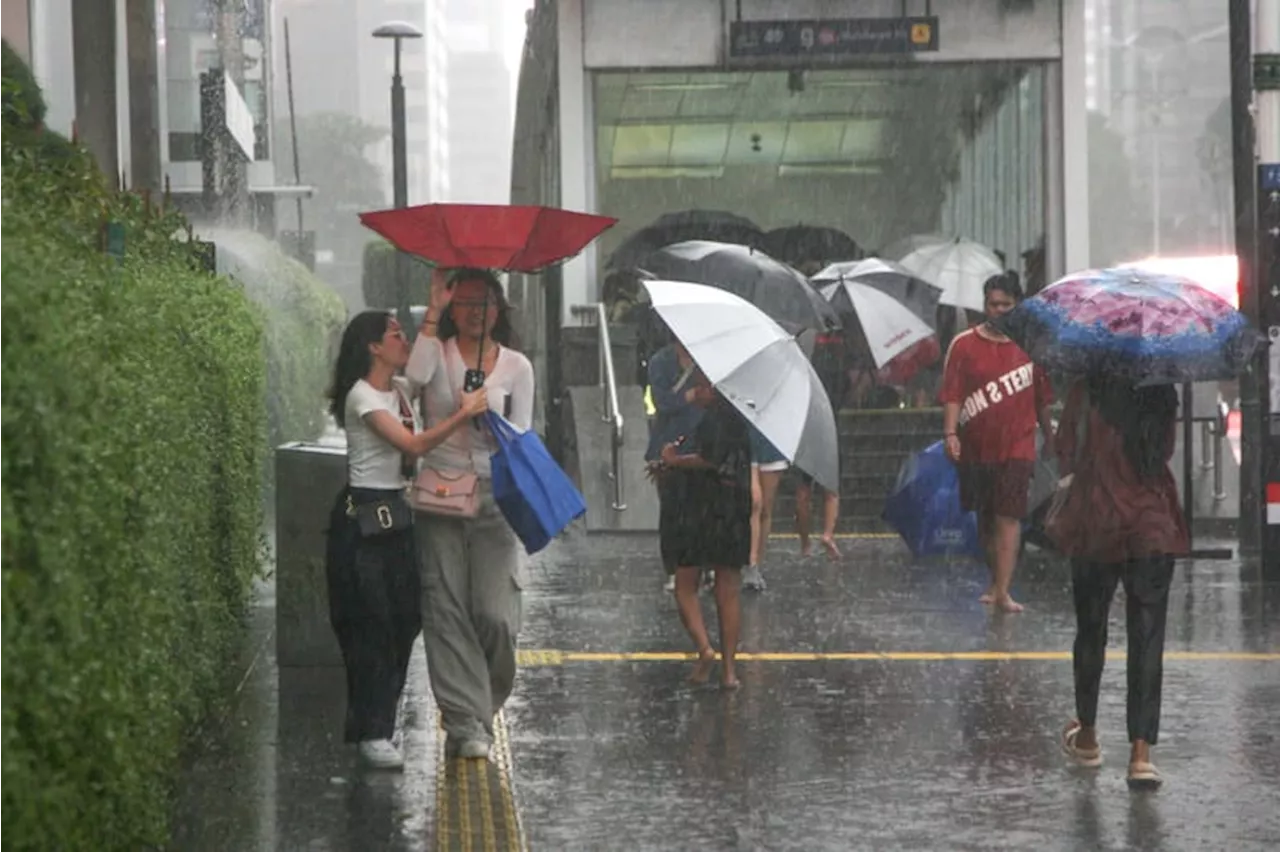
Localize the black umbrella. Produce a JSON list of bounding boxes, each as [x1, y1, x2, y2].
[[607, 209, 766, 270], [763, 225, 863, 267], [811, 258, 942, 327], [634, 240, 840, 333]]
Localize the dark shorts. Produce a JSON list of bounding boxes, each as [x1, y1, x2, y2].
[[958, 460, 1036, 521]]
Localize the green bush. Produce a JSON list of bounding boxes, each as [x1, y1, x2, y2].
[[2, 40, 46, 129], [1, 49, 266, 850], [362, 238, 431, 310], [206, 228, 346, 449]]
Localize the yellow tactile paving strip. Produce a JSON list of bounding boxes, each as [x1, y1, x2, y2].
[[434, 710, 527, 852]]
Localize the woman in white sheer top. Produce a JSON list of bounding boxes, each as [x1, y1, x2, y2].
[[405, 267, 535, 761]]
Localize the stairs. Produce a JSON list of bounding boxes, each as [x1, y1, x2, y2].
[[772, 408, 945, 534]]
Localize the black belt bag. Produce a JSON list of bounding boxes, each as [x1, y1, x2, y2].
[[346, 489, 413, 537]]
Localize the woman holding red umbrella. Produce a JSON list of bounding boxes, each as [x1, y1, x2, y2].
[[406, 267, 535, 761]]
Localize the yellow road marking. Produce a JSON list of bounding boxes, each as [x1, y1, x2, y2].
[[516, 649, 1279, 665]]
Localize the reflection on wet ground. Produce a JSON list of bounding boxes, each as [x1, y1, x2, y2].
[[172, 535, 1280, 850]]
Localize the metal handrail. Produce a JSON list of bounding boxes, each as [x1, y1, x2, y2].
[[595, 303, 626, 511]]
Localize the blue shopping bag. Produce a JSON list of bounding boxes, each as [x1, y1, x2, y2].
[[485, 411, 587, 554], [881, 440, 983, 560]]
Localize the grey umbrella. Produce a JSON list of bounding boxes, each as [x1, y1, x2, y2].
[[634, 240, 841, 333]]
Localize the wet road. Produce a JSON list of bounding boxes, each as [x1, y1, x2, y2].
[[510, 535, 1279, 851], [172, 534, 1280, 850]]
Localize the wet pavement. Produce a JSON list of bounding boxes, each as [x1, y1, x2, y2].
[[172, 534, 1280, 851]]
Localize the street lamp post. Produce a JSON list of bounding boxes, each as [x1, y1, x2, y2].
[[373, 21, 424, 340]]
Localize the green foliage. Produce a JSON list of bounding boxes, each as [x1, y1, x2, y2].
[[361, 239, 433, 310], [1, 55, 266, 850], [208, 229, 346, 450], [2, 39, 46, 129]]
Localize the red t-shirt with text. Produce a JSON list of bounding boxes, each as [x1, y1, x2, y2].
[[938, 328, 1052, 463]]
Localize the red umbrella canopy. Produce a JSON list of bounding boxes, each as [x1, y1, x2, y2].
[[358, 203, 618, 273]]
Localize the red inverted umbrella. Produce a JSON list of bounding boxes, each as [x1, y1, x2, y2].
[[358, 203, 618, 272]]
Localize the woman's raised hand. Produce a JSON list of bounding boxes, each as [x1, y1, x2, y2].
[[428, 266, 454, 316], [459, 387, 489, 418]]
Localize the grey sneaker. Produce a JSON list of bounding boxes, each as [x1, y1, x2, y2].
[[742, 564, 767, 591]]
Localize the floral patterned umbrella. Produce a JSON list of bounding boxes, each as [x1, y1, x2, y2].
[[995, 267, 1260, 385]]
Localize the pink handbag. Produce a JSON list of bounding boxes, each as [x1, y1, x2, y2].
[[410, 467, 479, 517], [409, 357, 481, 518]]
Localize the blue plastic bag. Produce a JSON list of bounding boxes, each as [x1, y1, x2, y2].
[[881, 440, 983, 560], [485, 411, 587, 554]]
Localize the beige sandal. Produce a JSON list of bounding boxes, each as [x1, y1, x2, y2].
[[1061, 719, 1102, 767], [1127, 761, 1162, 790]]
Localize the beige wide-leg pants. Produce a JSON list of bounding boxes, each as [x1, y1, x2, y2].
[[414, 482, 524, 746]]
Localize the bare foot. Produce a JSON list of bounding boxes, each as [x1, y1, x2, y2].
[[821, 536, 841, 560], [799, 542, 812, 558], [979, 586, 996, 604], [689, 648, 717, 684], [994, 595, 1024, 613], [721, 676, 741, 691]]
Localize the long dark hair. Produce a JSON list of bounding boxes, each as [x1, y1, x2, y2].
[[1087, 375, 1178, 482], [329, 310, 392, 428], [437, 268, 520, 349]]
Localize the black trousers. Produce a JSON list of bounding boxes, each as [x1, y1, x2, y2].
[[1071, 555, 1175, 744], [325, 488, 422, 743]]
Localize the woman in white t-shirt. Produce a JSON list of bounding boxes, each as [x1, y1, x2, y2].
[[405, 267, 535, 761], [325, 310, 487, 770]]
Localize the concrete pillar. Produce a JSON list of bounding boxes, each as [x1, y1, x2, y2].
[[1060, 0, 1091, 275], [71, 0, 119, 178], [126, 0, 161, 191], [556, 0, 591, 323]]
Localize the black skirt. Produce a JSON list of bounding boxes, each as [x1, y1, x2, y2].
[[665, 471, 751, 570]]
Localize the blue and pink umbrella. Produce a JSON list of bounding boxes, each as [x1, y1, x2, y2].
[[996, 268, 1260, 385]]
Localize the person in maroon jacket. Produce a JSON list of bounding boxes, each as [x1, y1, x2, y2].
[[1051, 376, 1187, 790], [939, 273, 1055, 612]]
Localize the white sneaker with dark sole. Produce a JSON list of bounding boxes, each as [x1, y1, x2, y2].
[[358, 739, 405, 770], [742, 564, 767, 591]]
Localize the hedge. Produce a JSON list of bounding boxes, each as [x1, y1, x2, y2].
[[361, 238, 432, 310], [1, 44, 266, 850], [206, 228, 346, 450]]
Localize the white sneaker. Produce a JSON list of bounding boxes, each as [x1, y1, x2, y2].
[[742, 564, 767, 591], [458, 739, 491, 760], [358, 739, 405, 770], [664, 574, 676, 593]]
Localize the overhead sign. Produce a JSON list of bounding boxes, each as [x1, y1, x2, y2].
[[222, 72, 257, 160], [729, 17, 939, 60], [1255, 53, 1280, 91], [1261, 163, 1280, 193]]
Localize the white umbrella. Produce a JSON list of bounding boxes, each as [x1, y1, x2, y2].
[[812, 257, 942, 326], [898, 238, 1003, 313], [819, 280, 939, 380], [641, 280, 840, 492]]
